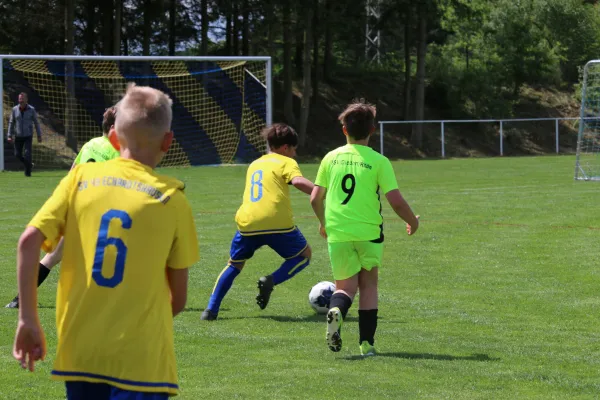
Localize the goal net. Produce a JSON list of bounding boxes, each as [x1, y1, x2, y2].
[[575, 60, 600, 180], [1, 56, 271, 170]]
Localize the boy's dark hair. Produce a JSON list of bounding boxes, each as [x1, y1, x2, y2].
[[338, 99, 376, 140], [102, 106, 117, 134], [261, 123, 298, 149]]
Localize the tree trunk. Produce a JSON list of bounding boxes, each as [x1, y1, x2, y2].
[[411, 2, 427, 148], [200, 0, 209, 54], [101, 0, 113, 55], [402, 6, 412, 120], [283, 0, 295, 125], [85, 0, 96, 54], [113, 0, 122, 55], [323, 0, 333, 82], [311, 0, 319, 106], [225, 8, 232, 55], [299, 4, 312, 147], [65, 0, 77, 153], [242, 0, 249, 55], [168, 0, 176, 55], [294, 11, 303, 78], [266, 0, 275, 59], [232, 2, 240, 56], [143, 0, 152, 55]]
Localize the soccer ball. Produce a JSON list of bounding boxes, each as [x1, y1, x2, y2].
[[308, 281, 336, 314]]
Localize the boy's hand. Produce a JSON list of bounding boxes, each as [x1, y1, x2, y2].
[[319, 224, 327, 239], [13, 318, 46, 372], [406, 215, 420, 236]]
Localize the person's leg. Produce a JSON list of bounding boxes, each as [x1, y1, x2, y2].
[[356, 241, 383, 355], [256, 228, 312, 309], [14, 139, 25, 166], [325, 241, 361, 352], [201, 232, 258, 320], [109, 386, 169, 400], [5, 237, 63, 308], [65, 381, 111, 400], [23, 136, 33, 176]]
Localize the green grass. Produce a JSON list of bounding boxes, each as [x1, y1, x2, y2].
[[1, 155, 599, 399]]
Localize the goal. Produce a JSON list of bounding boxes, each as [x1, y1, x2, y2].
[[575, 60, 600, 180], [0, 55, 272, 171]]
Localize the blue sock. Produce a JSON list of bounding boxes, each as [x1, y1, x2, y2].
[[207, 265, 241, 314], [271, 255, 310, 285]]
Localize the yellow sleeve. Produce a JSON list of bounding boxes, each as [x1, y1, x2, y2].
[[167, 194, 199, 269], [28, 168, 78, 252], [282, 158, 302, 183]]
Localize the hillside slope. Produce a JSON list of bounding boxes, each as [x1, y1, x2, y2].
[[278, 69, 581, 160]]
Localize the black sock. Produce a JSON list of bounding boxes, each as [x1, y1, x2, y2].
[[358, 309, 378, 346], [329, 292, 353, 319], [37, 263, 51, 286]]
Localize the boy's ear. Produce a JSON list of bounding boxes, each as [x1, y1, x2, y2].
[[342, 125, 349, 136], [370, 125, 376, 134], [108, 128, 120, 151], [161, 131, 174, 152]]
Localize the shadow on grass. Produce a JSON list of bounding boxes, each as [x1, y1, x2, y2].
[[343, 352, 499, 362], [183, 307, 231, 313]]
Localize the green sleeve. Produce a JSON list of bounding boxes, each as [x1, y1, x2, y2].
[[73, 146, 84, 165], [314, 154, 330, 188], [378, 158, 399, 194]]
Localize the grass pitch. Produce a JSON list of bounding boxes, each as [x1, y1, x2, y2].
[[0, 155, 599, 399]]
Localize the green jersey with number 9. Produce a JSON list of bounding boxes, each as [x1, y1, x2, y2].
[[315, 144, 399, 242]]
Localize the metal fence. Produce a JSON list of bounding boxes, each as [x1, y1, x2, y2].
[[378, 117, 588, 158]]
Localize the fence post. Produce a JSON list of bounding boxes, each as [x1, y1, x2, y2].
[[441, 121, 445, 158], [379, 122, 384, 155], [555, 119, 559, 153], [500, 120, 504, 156]]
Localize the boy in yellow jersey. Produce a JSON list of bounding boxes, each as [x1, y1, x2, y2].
[[5, 107, 120, 309], [310, 100, 419, 356], [12, 84, 199, 399], [201, 123, 314, 320]]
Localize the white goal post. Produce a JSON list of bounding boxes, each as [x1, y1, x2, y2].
[[0, 55, 273, 171], [575, 60, 600, 180]]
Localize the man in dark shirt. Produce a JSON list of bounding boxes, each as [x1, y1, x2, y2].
[[7, 92, 42, 176]]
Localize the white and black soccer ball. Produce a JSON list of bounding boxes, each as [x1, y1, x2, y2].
[[308, 281, 336, 314]]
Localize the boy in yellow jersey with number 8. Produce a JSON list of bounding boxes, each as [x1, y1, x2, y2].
[[311, 100, 419, 356], [12, 84, 199, 399], [201, 123, 314, 320]]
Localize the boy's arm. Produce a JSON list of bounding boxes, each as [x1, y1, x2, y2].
[[385, 189, 419, 235], [32, 109, 42, 141], [166, 267, 189, 316], [310, 185, 328, 238], [14, 226, 47, 371], [291, 176, 314, 195]]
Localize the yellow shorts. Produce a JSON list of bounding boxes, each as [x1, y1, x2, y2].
[[327, 241, 383, 281]]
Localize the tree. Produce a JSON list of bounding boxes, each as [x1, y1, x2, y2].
[[299, 1, 313, 146], [411, 1, 429, 147]]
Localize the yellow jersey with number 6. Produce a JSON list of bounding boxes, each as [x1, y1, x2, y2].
[[234, 153, 302, 235], [27, 157, 199, 396]]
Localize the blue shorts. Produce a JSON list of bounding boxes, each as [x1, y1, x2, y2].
[[230, 227, 308, 262], [66, 382, 169, 400]]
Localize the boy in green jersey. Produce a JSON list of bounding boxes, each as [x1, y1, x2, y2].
[[5, 107, 120, 309], [310, 99, 419, 356]]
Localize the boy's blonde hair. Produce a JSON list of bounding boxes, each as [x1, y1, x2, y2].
[[115, 83, 173, 139]]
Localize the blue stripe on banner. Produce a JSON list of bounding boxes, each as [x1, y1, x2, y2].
[[117, 61, 221, 165], [188, 61, 243, 132], [46, 60, 107, 133], [52, 370, 179, 389]]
